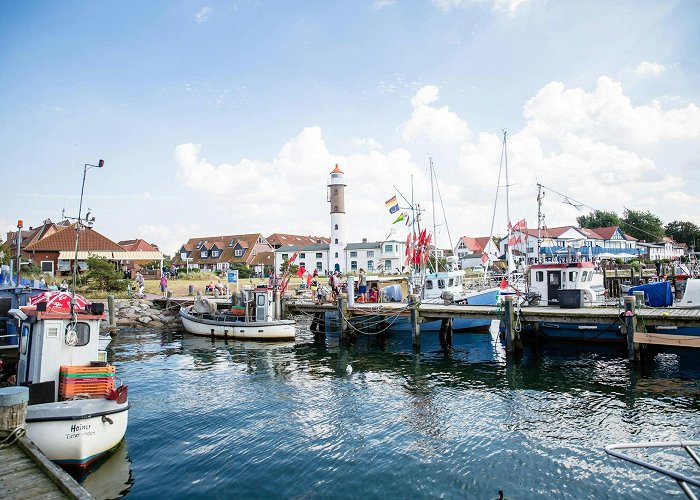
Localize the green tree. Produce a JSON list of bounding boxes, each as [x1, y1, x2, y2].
[[0, 237, 10, 265], [279, 257, 299, 276], [231, 262, 252, 279], [86, 256, 127, 291], [621, 209, 664, 242], [576, 210, 621, 229], [665, 220, 700, 248]]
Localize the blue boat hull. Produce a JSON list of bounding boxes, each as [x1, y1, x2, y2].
[[519, 322, 700, 344]]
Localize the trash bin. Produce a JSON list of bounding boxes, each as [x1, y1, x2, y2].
[[558, 289, 584, 308]]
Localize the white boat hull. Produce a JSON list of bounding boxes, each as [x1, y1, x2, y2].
[[26, 398, 129, 467], [180, 307, 296, 340]]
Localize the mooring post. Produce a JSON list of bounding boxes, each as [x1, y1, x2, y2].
[[0, 386, 28, 436], [503, 295, 515, 353], [439, 317, 453, 351], [346, 276, 355, 308], [633, 290, 645, 308], [107, 295, 116, 330], [337, 293, 349, 335], [409, 294, 421, 351], [624, 295, 639, 361]]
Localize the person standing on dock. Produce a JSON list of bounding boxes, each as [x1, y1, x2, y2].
[[358, 268, 367, 301], [160, 274, 168, 298]]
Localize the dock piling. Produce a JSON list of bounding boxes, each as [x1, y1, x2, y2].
[[439, 318, 453, 351], [409, 294, 421, 351], [623, 295, 639, 361], [503, 296, 515, 353], [107, 295, 116, 330]]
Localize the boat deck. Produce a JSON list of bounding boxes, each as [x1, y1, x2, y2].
[[0, 435, 90, 499]]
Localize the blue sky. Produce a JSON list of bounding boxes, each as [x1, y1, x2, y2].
[[2, 0, 699, 254]]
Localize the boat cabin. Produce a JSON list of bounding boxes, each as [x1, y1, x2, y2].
[[11, 303, 105, 404], [529, 261, 604, 305]]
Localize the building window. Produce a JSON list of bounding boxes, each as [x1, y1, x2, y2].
[[333, 188, 338, 195], [384, 244, 393, 252], [299, 262, 305, 268], [200, 250, 209, 258], [180, 252, 188, 259], [367, 260, 374, 271], [334, 205, 338, 211], [335, 224, 338, 230], [316, 253, 322, 258], [316, 262, 323, 271], [300, 253, 306, 258], [282, 253, 288, 260], [384, 259, 391, 270], [335, 252, 339, 258], [351, 261, 357, 271], [40, 261, 54, 274], [335, 239, 339, 244], [350, 251, 357, 257], [211, 250, 220, 258], [367, 251, 374, 257], [235, 249, 244, 257]]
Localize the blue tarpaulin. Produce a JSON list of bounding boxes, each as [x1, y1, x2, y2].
[[627, 281, 673, 307]]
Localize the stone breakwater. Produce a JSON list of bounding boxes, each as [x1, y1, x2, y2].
[[102, 299, 181, 330]]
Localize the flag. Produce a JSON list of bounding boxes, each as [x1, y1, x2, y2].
[[392, 212, 405, 224], [499, 278, 508, 290], [507, 235, 521, 246], [289, 252, 298, 264], [405, 233, 412, 255], [385, 195, 399, 214], [509, 218, 526, 231], [306, 274, 313, 286], [296, 265, 306, 278], [481, 253, 489, 264]]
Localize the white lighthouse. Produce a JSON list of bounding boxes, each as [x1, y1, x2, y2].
[[328, 164, 346, 273]]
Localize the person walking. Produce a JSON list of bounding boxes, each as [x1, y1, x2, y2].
[[160, 274, 168, 298], [135, 272, 145, 298]]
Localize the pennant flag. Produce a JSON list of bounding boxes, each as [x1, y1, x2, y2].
[[406, 233, 412, 255], [392, 212, 406, 224], [296, 265, 306, 278], [480, 253, 489, 264], [289, 252, 298, 264], [306, 274, 313, 286], [509, 219, 526, 231], [385, 195, 399, 214], [507, 235, 521, 246], [499, 278, 508, 290]]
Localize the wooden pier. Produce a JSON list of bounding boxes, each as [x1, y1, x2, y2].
[[287, 295, 700, 359]]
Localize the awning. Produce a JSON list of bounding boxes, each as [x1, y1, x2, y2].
[[57, 251, 163, 261]]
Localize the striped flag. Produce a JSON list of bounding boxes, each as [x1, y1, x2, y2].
[[385, 196, 399, 214]]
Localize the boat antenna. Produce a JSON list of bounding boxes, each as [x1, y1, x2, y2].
[[61, 144, 78, 221], [537, 183, 544, 263], [69, 159, 104, 325], [486, 131, 506, 275]]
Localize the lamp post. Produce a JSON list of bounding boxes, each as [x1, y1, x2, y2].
[[71, 160, 104, 305]]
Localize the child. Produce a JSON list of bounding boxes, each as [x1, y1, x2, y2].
[[160, 274, 168, 298], [310, 279, 319, 303]]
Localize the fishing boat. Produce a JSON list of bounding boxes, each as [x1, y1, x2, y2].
[[179, 286, 296, 340], [8, 292, 129, 468]]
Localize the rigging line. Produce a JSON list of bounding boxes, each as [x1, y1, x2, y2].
[[487, 131, 506, 264], [432, 159, 455, 252]]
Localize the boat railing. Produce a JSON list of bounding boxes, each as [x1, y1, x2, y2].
[[0, 332, 19, 350], [605, 441, 700, 499]]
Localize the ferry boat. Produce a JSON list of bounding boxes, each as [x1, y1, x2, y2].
[[180, 286, 296, 340], [8, 293, 129, 468]]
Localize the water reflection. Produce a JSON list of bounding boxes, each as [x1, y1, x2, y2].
[[80, 323, 700, 498], [77, 440, 133, 499]]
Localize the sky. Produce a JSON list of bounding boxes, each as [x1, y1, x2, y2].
[[1, 0, 699, 255]]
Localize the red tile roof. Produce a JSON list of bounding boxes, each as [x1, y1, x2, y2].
[[25, 224, 125, 252], [118, 238, 160, 252]]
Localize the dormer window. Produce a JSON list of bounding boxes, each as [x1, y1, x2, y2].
[[235, 249, 244, 257], [211, 250, 220, 258], [200, 250, 209, 258]]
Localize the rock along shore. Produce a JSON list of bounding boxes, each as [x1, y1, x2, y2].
[[100, 299, 181, 331]]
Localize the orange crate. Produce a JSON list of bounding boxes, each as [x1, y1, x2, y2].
[[60, 365, 114, 375]]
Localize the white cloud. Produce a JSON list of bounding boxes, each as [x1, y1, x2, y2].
[[195, 6, 211, 24], [136, 224, 201, 256], [399, 85, 470, 145], [372, 0, 397, 10], [353, 137, 383, 150], [634, 61, 667, 77], [432, 0, 529, 14], [523, 76, 700, 146]]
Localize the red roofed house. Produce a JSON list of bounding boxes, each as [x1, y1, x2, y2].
[[23, 224, 127, 277], [455, 236, 499, 269], [172, 233, 274, 272]]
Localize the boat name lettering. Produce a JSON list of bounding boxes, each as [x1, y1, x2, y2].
[[70, 423, 92, 433]]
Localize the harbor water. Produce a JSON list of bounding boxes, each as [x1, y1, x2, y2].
[[79, 320, 700, 499]]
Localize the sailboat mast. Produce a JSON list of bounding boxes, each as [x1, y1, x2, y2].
[[537, 183, 544, 264], [429, 156, 437, 273]]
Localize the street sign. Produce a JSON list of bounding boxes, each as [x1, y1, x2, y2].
[[227, 270, 239, 283]]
